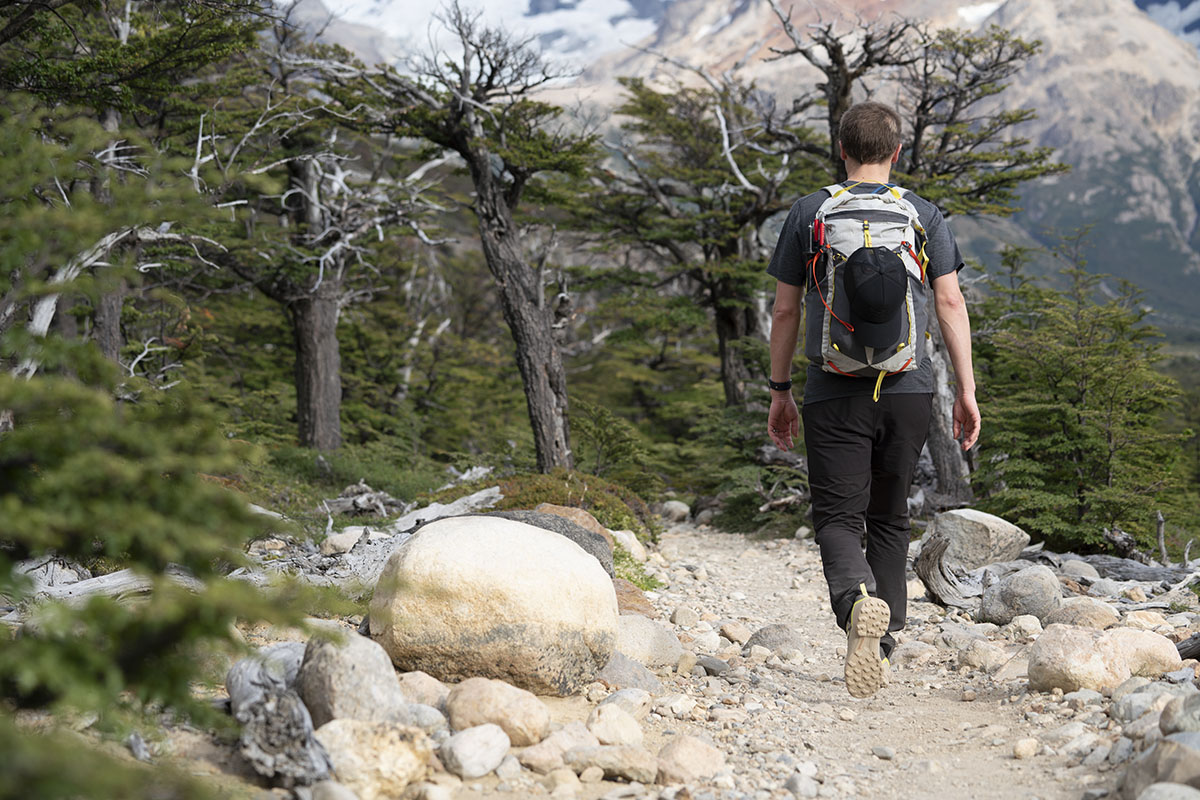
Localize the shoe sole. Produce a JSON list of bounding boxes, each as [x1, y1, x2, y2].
[[845, 597, 889, 699]]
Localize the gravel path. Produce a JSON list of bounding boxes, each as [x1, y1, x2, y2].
[[616, 524, 1112, 800]]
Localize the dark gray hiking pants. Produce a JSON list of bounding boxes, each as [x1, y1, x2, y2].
[[802, 393, 933, 656]]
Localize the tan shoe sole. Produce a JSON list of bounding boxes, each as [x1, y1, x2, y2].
[[845, 596, 889, 699]]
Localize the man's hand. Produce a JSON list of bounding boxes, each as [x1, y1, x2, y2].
[[953, 390, 981, 451], [768, 392, 800, 451]]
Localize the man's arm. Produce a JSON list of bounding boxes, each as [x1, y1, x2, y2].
[[930, 271, 980, 450], [768, 280, 803, 451]]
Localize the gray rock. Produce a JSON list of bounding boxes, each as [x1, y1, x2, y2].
[[311, 781, 359, 800], [599, 688, 652, 720], [743, 623, 803, 654], [597, 652, 664, 694], [1092, 578, 1126, 598], [439, 724, 510, 779], [297, 633, 408, 728], [1116, 678, 1156, 702], [656, 736, 726, 784], [1110, 737, 1136, 764], [586, 704, 643, 748], [1113, 685, 1188, 724], [671, 606, 700, 627], [872, 745, 895, 760], [487, 510, 613, 577], [1137, 784, 1200, 800], [382, 703, 447, 735], [660, 501, 690, 523], [519, 722, 598, 774], [1161, 694, 1200, 736], [563, 745, 658, 784], [1062, 559, 1102, 581], [697, 656, 731, 676], [937, 623, 987, 651], [396, 671, 449, 711], [919, 509, 1030, 570], [1120, 734, 1200, 800], [616, 615, 684, 668], [890, 640, 938, 667], [1167, 667, 1197, 684], [978, 565, 1062, 625], [959, 639, 1008, 673], [1065, 688, 1105, 709], [786, 772, 820, 798]]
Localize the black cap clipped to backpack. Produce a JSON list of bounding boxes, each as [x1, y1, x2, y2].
[[844, 247, 908, 349]]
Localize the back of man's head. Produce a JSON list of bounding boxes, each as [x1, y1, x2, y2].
[[839, 102, 902, 165]]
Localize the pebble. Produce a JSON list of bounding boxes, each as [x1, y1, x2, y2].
[[1013, 738, 1040, 759], [872, 745, 895, 760]]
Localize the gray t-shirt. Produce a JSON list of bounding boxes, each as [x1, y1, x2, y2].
[[766, 182, 964, 405]]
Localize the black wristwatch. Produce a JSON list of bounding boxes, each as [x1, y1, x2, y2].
[[768, 378, 792, 392]]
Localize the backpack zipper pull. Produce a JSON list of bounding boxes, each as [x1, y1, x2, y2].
[[863, 220, 872, 248], [873, 370, 886, 402]]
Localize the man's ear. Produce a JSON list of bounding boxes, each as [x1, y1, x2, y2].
[[839, 141, 847, 161], [890, 143, 902, 164]]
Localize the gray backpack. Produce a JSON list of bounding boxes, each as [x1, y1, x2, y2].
[[803, 182, 930, 399]]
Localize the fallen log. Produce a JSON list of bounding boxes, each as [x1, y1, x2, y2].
[[226, 642, 331, 787], [914, 533, 983, 609], [1177, 632, 1200, 661], [1080, 555, 1194, 584]]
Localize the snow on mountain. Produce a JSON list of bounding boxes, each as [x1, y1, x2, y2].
[[320, 0, 669, 66]]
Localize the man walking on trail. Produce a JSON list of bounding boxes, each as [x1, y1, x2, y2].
[[765, 101, 980, 698]]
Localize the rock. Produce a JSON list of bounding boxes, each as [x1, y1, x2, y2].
[[719, 621, 752, 644], [671, 606, 700, 628], [397, 671, 450, 711], [690, 631, 722, 652], [697, 656, 731, 675], [992, 653, 1030, 683], [1028, 625, 1126, 692], [1162, 694, 1200, 736], [488, 510, 613, 577], [978, 565, 1062, 626], [1127, 611, 1172, 630], [586, 704, 643, 747], [1126, 586, 1150, 603], [297, 633, 408, 728], [313, 720, 431, 800], [444, 677, 550, 746], [311, 781, 359, 800], [564, 745, 658, 784], [519, 722, 599, 774], [1013, 738, 1039, 759], [786, 772, 820, 798], [660, 501, 690, 523], [920, 509, 1030, 570], [1091, 578, 1126, 598], [596, 652, 663, 694], [1108, 629, 1185, 678], [1120, 734, 1200, 800], [1113, 685, 1194, 724], [385, 704, 448, 735], [617, 615, 684, 668], [1062, 559, 1102, 581], [533, 503, 615, 550], [610, 530, 646, 562], [439, 724, 510, 779], [599, 688, 652, 720], [872, 746, 896, 760], [890, 641, 938, 668], [960, 640, 1009, 673], [1116, 678, 1156, 702], [656, 736, 725, 784], [369, 516, 618, 696], [579, 765, 604, 783], [1003, 614, 1043, 639], [1065, 689, 1105, 709], [743, 623, 803, 654], [1111, 737, 1136, 764], [495, 755, 522, 780], [675, 651, 698, 675], [1137, 784, 1200, 800], [938, 623, 987, 651], [1044, 596, 1120, 630], [613, 578, 656, 618], [321, 530, 365, 556]]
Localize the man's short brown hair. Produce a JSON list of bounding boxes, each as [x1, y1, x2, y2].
[[839, 102, 902, 165]]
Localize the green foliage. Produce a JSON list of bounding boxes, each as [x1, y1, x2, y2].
[[972, 241, 1186, 550], [0, 360, 315, 722], [430, 469, 662, 542], [569, 397, 660, 495], [613, 545, 661, 591]]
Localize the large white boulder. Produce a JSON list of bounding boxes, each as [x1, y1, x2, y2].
[[1028, 624, 1183, 693], [920, 509, 1030, 570], [368, 516, 618, 696]]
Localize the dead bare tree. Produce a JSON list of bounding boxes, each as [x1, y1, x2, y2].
[[303, 0, 597, 470]]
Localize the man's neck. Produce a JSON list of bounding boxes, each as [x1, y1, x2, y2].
[[845, 166, 893, 184]]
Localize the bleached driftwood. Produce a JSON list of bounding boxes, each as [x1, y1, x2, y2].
[[914, 534, 983, 609], [226, 642, 331, 787], [31, 567, 204, 605]]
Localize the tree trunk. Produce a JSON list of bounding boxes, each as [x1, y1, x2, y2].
[[93, 279, 125, 363], [474, 188, 572, 472], [289, 281, 342, 451], [926, 319, 973, 503], [714, 293, 759, 408]]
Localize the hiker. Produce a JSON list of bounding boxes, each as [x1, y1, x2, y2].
[[765, 101, 980, 698]]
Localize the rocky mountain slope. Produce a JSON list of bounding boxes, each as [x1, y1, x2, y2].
[[301, 0, 1200, 334]]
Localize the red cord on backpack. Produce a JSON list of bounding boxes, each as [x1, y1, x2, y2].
[[810, 249, 853, 333]]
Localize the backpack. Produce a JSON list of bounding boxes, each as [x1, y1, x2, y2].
[[803, 181, 931, 400]]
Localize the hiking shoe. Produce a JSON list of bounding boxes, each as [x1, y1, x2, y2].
[[880, 656, 891, 688], [845, 593, 890, 698]]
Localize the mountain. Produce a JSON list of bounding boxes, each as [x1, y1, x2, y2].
[[298, 0, 1200, 335]]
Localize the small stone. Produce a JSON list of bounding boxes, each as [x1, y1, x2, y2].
[[697, 656, 730, 676], [871, 745, 895, 760], [599, 688, 652, 721], [563, 745, 658, 784], [579, 766, 604, 783], [656, 735, 726, 784], [519, 722, 599, 775], [719, 622, 752, 644], [838, 708, 856, 722], [320, 529, 364, 555], [785, 772, 819, 797], [397, 671, 450, 711], [676, 651, 698, 676], [586, 704, 644, 748], [1124, 586, 1149, 602], [445, 677, 550, 746], [1013, 738, 1039, 759], [671, 606, 700, 627], [495, 755, 522, 780], [961, 689, 977, 702], [440, 724, 510, 779]]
